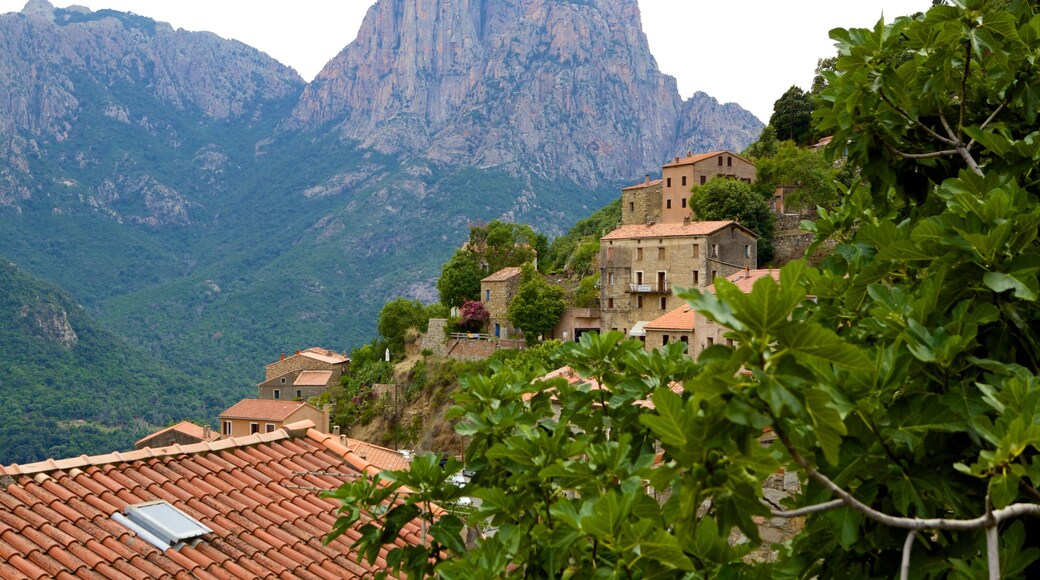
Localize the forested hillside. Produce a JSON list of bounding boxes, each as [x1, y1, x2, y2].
[[0, 258, 219, 464]]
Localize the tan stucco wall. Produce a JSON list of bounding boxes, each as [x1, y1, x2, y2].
[[644, 329, 691, 353], [661, 155, 756, 223]]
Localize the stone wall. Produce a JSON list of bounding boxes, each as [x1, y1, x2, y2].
[[420, 318, 449, 357], [621, 181, 663, 225], [265, 353, 347, 382]]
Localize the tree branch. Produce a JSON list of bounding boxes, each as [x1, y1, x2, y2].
[[774, 429, 1040, 531], [966, 99, 1009, 150], [882, 141, 961, 160], [959, 40, 971, 144], [770, 499, 844, 518], [987, 524, 1000, 580], [900, 530, 917, 580], [877, 89, 957, 146]]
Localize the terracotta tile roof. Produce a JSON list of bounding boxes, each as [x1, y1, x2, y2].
[[219, 399, 313, 421], [299, 347, 349, 365], [644, 305, 696, 331], [481, 266, 523, 283], [706, 268, 780, 294], [0, 420, 424, 578], [294, 371, 334, 387], [135, 421, 220, 448], [339, 439, 412, 472], [661, 150, 753, 168], [621, 178, 663, 191], [601, 221, 756, 240]]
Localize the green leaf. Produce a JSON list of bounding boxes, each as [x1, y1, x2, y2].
[[640, 388, 689, 448], [984, 271, 1039, 301], [805, 388, 848, 465], [777, 323, 874, 372]]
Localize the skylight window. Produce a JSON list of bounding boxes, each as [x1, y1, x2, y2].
[[116, 500, 212, 550]]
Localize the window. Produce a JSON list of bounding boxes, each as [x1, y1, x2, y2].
[[250, 423, 259, 435], [607, 298, 614, 309], [711, 244, 719, 257], [608, 272, 615, 285], [663, 334, 670, 345], [607, 246, 615, 261], [485, 289, 490, 301], [692, 270, 699, 284], [629, 201, 634, 212], [273, 389, 280, 400], [660, 296, 667, 310], [223, 421, 231, 436], [681, 176, 687, 186], [745, 244, 751, 258], [266, 423, 276, 433], [636, 271, 644, 285], [727, 156, 732, 167], [707, 337, 715, 346], [636, 247, 643, 261], [280, 378, 285, 384], [692, 244, 700, 258], [658, 247, 665, 259], [718, 156, 723, 166], [726, 338, 734, 347], [712, 270, 718, 281], [121, 501, 212, 549], [681, 198, 687, 208], [296, 390, 303, 399], [636, 295, 643, 308], [666, 199, 672, 209], [666, 177, 672, 187], [700, 175, 706, 185]]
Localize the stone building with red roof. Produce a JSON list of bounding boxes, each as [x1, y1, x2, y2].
[[599, 221, 757, 337], [134, 420, 221, 450], [0, 420, 422, 578], [643, 304, 695, 353], [480, 266, 523, 339], [692, 268, 780, 358], [259, 347, 349, 401]]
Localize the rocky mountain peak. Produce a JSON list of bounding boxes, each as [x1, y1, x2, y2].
[[21, 0, 56, 21], [288, 0, 762, 186]]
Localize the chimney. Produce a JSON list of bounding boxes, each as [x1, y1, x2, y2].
[[333, 425, 341, 436], [674, 156, 680, 164], [295, 350, 300, 355], [322, 404, 331, 434], [203, 425, 211, 439], [280, 353, 285, 360], [687, 150, 692, 157], [644, 174, 650, 184], [683, 216, 690, 226]]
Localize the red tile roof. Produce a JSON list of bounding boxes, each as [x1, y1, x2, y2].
[[529, 366, 682, 410], [601, 221, 756, 240], [621, 178, 663, 191], [219, 399, 313, 421], [339, 439, 412, 472], [706, 268, 780, 294], [134, 421, 220, 448], [481, 266, 523, 283], [0, 421, 423, 578], [299, 347, 349, 365], [644, 305, 696, 331], [295, 370, 334, 387], [661, 150, 753, 168]]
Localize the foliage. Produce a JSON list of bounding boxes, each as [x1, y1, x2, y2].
[[486, 340, 564, 374], [507, 264, 567, 346], [468, 220, 544, 274], [542, 198, 621, 273], [751, 140, 842, 212], [769, 85, 813, 145], [377, 298, 437, 357], [330, 341, 392, 430], [327, 2, 1040, 577], [437, 252, 485, 308], [458, 300, 489, 331], [573, 274, 600, 308], [689, 177, 776, 264]]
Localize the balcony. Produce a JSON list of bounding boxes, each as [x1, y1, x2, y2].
[[627, 282, 670, 294]]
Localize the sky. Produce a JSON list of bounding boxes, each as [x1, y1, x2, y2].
[[0, 0, 930, 122]]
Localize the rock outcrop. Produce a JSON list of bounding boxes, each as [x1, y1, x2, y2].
[[289, 0, 762, 186]]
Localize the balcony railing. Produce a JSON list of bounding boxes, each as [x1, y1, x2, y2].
[[627, 282, 670, 294]]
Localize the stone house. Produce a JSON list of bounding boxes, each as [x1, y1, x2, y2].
[[622, 151, 756, 226], [599, 221, 758, 337], [643, 304, 695, 353], [218, 399, 329, 438], [134, 420, 221, 450], [550, 306, 602, 342], [480, 266, 524, 339], [691, 269, 779, 358], [259, 346, 349, 400]]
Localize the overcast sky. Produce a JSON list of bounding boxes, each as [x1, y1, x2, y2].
[[1, 1, 929, 122]]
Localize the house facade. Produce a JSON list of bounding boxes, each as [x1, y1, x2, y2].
[[480, 266, 523, 339], [134, 420, 220, 450], [599, 221, 758, 336], [660, 151, 756, 223], [259, 346, 349, 400], [643, 304, 695, 353], [219, 399, 329, 438]]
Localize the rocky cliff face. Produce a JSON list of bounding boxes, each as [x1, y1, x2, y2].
[[0, 0, 305, 223], [289, 0, 762, 186]]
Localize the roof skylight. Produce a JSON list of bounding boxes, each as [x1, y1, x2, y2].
[[117, 500, 212, 550]]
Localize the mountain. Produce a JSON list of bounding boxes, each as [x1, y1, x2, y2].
[[0, 0, 762, 422], [0, 257, 221, 464], [289, 0, 762, 185]]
